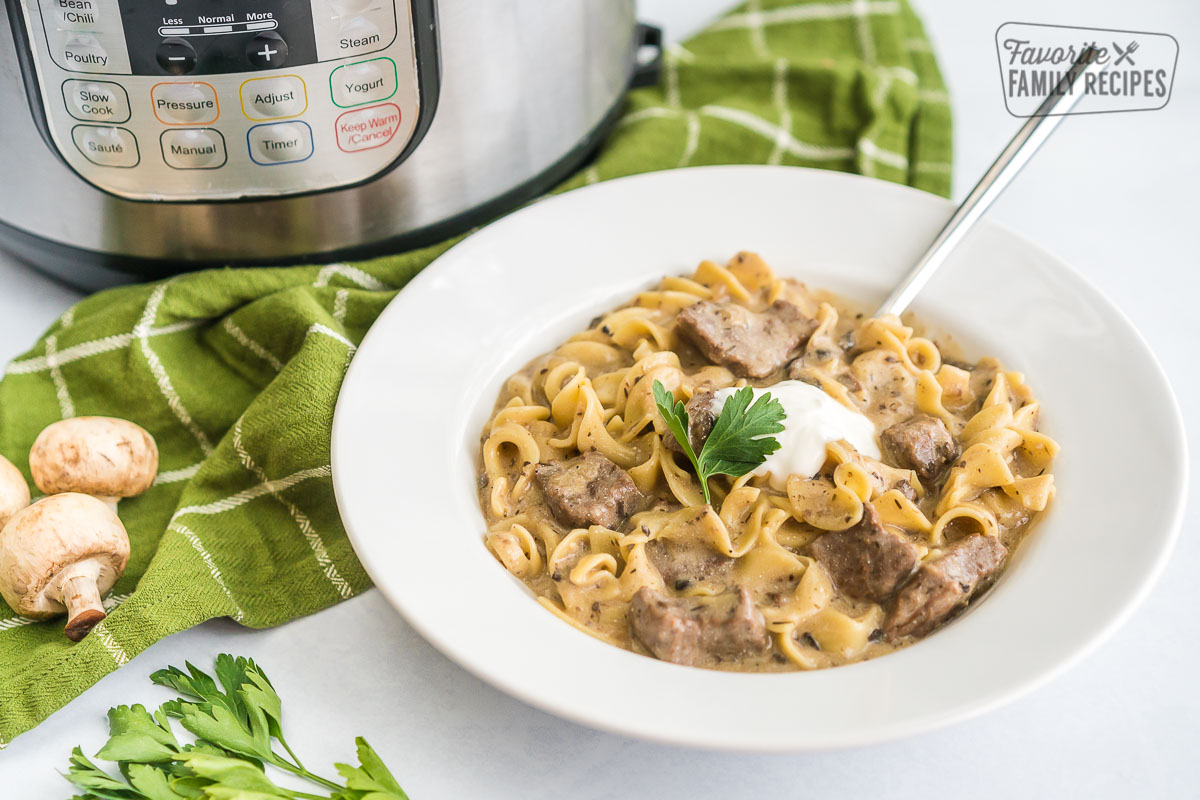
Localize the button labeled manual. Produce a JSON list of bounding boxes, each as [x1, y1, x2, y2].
[[247, 121, 313, 164], [161, 128, 226, 169], [62, 79, 130, 123], [71, 125, 139, 167], [240, 75, 307, 120], [335, 103, 401, 152], [152, 82, 219, 125], [330, 58, 397, 108]]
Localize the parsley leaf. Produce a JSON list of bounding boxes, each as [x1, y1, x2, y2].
[[62, 655, 408, 800], [333, 737, 410, 800], [652, 380, 786, 504]]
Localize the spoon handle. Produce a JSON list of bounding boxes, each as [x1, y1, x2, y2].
[[875, 48, 1106, 318]]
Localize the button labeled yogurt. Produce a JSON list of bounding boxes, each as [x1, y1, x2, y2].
[[330, 58, 397, 107]]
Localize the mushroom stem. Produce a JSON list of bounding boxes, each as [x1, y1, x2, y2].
[[56, 558, 108, 641], [95, 495, 120, 515]]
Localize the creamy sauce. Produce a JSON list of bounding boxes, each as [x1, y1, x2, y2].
[[712, 380, 881, 489]]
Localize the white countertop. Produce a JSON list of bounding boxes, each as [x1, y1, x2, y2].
[[2, 1, 1197, 796]]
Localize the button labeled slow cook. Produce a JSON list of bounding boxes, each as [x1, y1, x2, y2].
[[240, 75, 307, 120], [71, 125, 139, 167], [247, 121, 313, 164], [329, 57, 397, 108], [62, 79, 130, 123], [151, 82, 219, 125], [335, 103, 401, 152], [160, 128, 227, 170]]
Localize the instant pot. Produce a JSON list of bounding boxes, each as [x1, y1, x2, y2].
[[0, 0, 659, 287]]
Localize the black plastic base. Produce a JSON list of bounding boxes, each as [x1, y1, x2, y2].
[[0, 97, 626, 291]]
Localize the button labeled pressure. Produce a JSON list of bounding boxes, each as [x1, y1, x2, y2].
[[161, 128, 227, 170], [71, 125, 139, 168], [240, 75, 307, 120], [330, 58, 397, 108], [335, 103, 401, 152], [247, 121, 313, 164], [151, 82, 219, 125], [62, 80, 130, 123]]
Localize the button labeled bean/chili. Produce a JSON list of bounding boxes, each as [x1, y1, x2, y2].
[[329, 57, 397, 108], [335, 103, 401, 152]]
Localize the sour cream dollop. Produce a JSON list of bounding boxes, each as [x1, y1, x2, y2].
[[711, 380, 880, 489]]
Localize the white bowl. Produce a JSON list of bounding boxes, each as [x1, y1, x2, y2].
[[331, 166, 1187, 751]]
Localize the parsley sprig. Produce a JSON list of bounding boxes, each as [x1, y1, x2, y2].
[[652, 379, 786, 504], [62, 654, 408, 800]]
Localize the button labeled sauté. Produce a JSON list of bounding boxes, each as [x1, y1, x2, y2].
[[335, 103, 401, 152], [240, 75, 307, 120], [160, 128, 227, 169], [71, 125, 139, 167], [151, 81, 219, 125], [329, 57, 397, 108], [247, 121, 313, 164], [62, 79, 130, 123]]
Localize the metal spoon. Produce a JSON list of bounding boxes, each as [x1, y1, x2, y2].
[[875, 47, 1107, 317]]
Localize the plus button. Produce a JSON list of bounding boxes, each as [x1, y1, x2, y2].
[[246, 32, 289, 69]]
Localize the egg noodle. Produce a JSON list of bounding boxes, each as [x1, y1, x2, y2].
[[477, 254, 1058, 671]]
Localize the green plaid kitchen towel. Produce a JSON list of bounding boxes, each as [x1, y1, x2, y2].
[[0, 0, 951, 743]]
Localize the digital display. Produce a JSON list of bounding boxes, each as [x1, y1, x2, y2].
[[116, 0, 318, 76]]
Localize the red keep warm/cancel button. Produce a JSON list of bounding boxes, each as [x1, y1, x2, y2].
[[335, 102, 401, 152]]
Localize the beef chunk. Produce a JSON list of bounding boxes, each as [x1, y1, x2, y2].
[[675, 300, 817, 379], [534, 451, 641, 529], [884, 533, 1007, 641], [881, 414, 960, 482], [645, 536, 733, 587], [630, 586, 769, 666], [809, 504, 921, 603], [664, 390, 718, 455]]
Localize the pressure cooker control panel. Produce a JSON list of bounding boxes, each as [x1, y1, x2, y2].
[[11, 0, 437, 201]]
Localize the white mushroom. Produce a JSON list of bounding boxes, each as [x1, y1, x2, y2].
[[30, 417, 159, 512], [0, 454, 30, 529], [0, 493, 130, 641]]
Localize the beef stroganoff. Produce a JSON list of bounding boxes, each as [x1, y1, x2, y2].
[[477, 253, 1058, 671]]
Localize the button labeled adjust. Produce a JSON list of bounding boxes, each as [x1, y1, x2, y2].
[[335, 103, 401, 152], [330, 58, 397, 108], [71, 125, 139, 168], [62, 80, 130, 123], [152, 82, 219, 125], [240, 75, 307, 120], [247, 121, 313, 165], [161, 128, 227, 170]]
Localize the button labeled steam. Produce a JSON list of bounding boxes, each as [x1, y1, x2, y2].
[[247, 121, 313, 164]]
